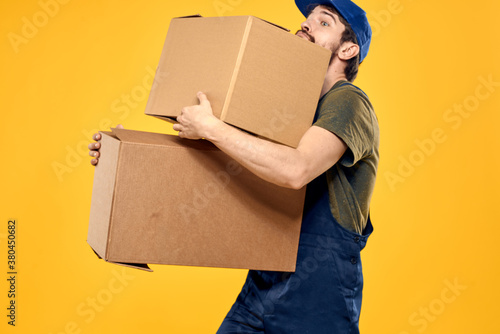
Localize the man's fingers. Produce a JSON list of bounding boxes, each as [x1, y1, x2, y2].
[[89, 150, 99, 158], [89, 127, 121, 167], [197, 91, 210, 106]]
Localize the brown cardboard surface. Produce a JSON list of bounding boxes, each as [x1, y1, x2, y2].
[[87, 128, 305, 272], [144, 15, 331, 147], [87, 131, 120, 257]]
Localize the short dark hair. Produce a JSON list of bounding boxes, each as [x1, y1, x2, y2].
[[307, 3, 360, 82]]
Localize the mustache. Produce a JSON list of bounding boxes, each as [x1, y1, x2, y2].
[[295, 29, 315, 43]]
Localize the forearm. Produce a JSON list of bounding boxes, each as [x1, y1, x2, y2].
[[204, 121, 308, 189], [174, 92, 346, 188]]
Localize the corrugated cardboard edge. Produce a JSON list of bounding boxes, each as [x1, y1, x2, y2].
[[106, 261, 153, 272], [88, 129, 154, 272], [176, 14, 202, 19], [143, 115, 177, 127], [91, 248, 152, 272], [111, 127, 219, 151], [87, 131, 120, 259], [219, 16, 290, 121], [258, 17, 290, 32], [219, 16, 253, 120]]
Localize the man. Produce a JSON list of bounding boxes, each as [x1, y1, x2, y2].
[[89, 1, 378, 332]]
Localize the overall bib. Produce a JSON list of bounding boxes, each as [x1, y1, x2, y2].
[[217, 172, 374, 334]]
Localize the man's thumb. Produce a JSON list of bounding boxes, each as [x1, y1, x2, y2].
[[197, 91, 210, 106]]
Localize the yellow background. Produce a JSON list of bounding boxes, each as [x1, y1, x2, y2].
[[1, 0, 499, 333]]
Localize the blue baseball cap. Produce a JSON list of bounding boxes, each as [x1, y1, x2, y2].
[[295, 0, 371, 63]]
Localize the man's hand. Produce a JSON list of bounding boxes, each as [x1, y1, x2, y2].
[[173, 92, 222, 140], [88, 124, 124, 166]]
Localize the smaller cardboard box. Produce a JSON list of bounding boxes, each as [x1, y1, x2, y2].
[[144, 15, 331, 148], [87, 128, 305, 272]]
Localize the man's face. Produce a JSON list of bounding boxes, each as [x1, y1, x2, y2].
[[296, 5, 346, 54]]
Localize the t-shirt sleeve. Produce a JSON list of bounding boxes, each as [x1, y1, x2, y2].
[[313, 88, 374, 167]]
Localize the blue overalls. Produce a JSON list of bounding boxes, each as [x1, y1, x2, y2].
[[217, 172, 374, 333]]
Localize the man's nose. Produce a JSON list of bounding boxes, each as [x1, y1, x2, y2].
[[300, 19, 311, 32]]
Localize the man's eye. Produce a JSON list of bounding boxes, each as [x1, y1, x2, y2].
[[321, 21, 329, 27]]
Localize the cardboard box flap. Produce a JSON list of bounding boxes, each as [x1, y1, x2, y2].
[[111, 128, 218, 151], [173, 14, 289, 32], [101, 130, 117, 139], [107, 261, 153, 272], [175, 14, 202, 19], [111, 127, 172, 146], [257, 17, 290, 32], [89, 248, 152, 271]]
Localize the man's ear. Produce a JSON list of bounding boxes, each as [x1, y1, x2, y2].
[[338, 42, 359, 61]]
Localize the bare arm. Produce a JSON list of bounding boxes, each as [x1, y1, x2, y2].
[[174, 92, 347, 189]]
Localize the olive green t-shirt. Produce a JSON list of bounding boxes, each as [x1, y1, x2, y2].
[[313, 80, 379, 234]]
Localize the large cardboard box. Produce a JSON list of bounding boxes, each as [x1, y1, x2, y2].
[[144, 15, 331, 148], [87, 128, 305, 272]]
